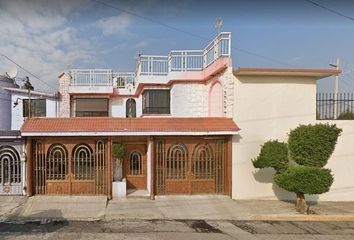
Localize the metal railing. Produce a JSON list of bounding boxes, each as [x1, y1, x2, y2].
[[70, 69, 135, 87], [138, 32, 231, 75], [68, 32, 231, 86], [317, 93, 354, 120]]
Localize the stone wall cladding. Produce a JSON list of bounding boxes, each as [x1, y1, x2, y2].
[[171, 83, 207, 117], [58, 73, 71, 117], [218, 67, 234, 118]]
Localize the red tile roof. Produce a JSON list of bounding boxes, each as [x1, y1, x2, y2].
[[21, 117, 239, 136]]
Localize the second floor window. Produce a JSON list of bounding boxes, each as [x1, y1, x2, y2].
[[142, 90, 170, 114], [75, 98, 109, 117], [23, 99, 46, 117]]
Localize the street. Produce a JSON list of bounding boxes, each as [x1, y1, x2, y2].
[[1, 220, 354, 240]]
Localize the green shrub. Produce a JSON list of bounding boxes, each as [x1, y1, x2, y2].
[[337, 109, 354, 120], [252, 140, 288, 173], [274, 166, 333, 195], [112, 143, 125, 159], [288, 124, 342, 168]]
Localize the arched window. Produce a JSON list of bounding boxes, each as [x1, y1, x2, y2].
[[0, 145, 21, 185], [126, 98, 136, 118], [192, 143, 214, 179], [72, 144, 94, 180], [167, 144, 188, 179], [47, 144, 68, 180], [129, 151, 142, 175]]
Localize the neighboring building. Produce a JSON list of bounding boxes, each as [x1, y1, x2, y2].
[[0, 74, 57, 195], [231, 68, 346, 201], [21, 32, 239, 198]]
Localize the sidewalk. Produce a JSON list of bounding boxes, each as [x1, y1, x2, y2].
[[2, 195, 354, 222]]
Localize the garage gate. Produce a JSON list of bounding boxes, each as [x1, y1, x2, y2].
[[32, 140, 107, 195], [0, 145, 22, 195], [155, 138, 229, 195]]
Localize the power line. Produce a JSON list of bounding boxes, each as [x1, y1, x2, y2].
[[92, 0, 293, 67], [304, 0, 354, 22], [0, 53, 57, 90]]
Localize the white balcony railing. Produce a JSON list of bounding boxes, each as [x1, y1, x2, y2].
[[138, 32, 231, 75], [69, 32, 231, 86], [70, 69, 135, 88]]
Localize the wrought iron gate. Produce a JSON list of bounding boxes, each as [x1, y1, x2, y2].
[[32, 140, 107, 195], [0, 145, 22, 195], [155, 138, 226, 195]]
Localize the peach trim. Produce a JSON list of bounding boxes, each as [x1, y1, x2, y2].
[[208, 80, 224, 117]]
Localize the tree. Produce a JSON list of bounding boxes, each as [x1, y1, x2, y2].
[[253, 123, 341, 213]]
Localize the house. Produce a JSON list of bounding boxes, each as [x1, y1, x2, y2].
[[6, 31, 350, 201], [0, 74, 57, 195], [20, 32, 239, 198]]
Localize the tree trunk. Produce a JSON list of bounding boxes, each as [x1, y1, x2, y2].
[[295, 192, 309, 214]]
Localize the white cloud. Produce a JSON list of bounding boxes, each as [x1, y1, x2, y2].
[[0, 0, 95, 92], [95, 13, 134, 36]]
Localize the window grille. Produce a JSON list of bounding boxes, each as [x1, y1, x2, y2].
[[167, 144, 188, 179], [126, 98, 137, 118], [46, 144, 68, 180], [129, 151, 142, 175], [142, 90, 170, 114], [192, 143, 214, 179], [72, 144, 94, 180], [0, 145, 21, 185]]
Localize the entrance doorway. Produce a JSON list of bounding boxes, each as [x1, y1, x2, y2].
[[123, 144, 147, 190]]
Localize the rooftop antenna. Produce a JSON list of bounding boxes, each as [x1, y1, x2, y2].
[[214, 17, 223, 34]]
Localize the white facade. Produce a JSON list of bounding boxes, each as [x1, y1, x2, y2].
[[10, 91, 57, 130], [231, 72, 354, 201]]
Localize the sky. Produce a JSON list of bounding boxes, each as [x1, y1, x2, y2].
[[1, 0, 354, 93]]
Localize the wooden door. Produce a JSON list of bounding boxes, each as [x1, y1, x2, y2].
[[124, 144, 147, 189]]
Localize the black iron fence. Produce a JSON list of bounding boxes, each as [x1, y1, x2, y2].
[[317, 93, 354, 120]]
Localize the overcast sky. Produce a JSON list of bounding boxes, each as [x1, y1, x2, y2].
[[1, 0, 354, 92]]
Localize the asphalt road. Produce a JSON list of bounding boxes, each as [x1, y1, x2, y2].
[[1, 220, 354, 240]]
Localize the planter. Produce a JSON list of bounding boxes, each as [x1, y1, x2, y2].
[[112, 178, 126, 198]]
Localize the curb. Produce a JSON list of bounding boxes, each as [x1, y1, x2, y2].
[[251, 214, 354, 222]]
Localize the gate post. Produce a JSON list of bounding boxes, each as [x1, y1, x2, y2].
[[149, 137, 155, 199], [107, 137, 112, 199], [25, 137, 33, 196]]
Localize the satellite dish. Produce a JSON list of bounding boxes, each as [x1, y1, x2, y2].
[[214, 18, 223, 33], [6, 67, 18, 79]]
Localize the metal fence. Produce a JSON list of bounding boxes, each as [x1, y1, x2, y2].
[[316, 93, 354, 120]]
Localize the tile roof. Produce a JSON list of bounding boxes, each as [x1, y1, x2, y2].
[[21, 117, 240, 136]]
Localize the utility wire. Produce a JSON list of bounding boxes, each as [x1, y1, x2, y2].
[[304, 0, 354, 21], [0, 53, 57, 90], [92, 0, 293, 67]]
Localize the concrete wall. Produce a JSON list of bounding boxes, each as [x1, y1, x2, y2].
[[232, 74, 354, 201], [0, 76, 18, 130], [232, 75, 318, 201]]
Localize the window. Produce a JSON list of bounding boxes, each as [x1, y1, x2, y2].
[[75, 98, 108, 117], [129, 151, 142, 175], [126, 98, 136, 118], [23, 99, 46, 117], [142, 90, 170, 114]]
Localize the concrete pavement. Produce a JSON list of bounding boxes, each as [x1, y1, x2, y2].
[[2, 195, 354, 222]]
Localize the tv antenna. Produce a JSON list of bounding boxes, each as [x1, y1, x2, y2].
[[214, 18, 223, 34]]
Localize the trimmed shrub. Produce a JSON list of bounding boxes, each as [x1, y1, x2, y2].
[[274, 166, 333, 195], [288, 124, 342, 168], [252, 140, 288, 173]]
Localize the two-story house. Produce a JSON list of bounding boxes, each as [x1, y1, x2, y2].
[[0, 74, 57, 195], [21, 32, 239, 198]]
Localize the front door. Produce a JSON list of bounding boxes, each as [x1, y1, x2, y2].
[[124, 144, 147, 190]]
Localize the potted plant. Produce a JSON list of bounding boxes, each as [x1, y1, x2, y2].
[[112, 143, 126, 181]]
